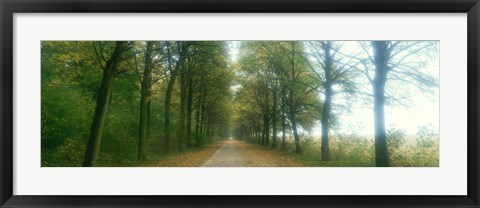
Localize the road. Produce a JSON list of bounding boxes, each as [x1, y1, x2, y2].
[[201, 139, 303, 167], [146, 139, 304, 167], [202, 140, 246, 167]]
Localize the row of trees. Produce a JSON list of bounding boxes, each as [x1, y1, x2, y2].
[[42, 41, 233, 167], [232, 41, 438, 167]]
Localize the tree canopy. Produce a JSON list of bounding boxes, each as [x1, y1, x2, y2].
[[41, 40, 439, 167]]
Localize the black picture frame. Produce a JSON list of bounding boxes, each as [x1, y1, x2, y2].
[[1, 0, 479, 207]]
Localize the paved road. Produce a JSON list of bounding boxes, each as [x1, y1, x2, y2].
[[202, 140, 246, 167]]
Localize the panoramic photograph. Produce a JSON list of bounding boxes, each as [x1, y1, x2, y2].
[[41, 41, 439, 167]]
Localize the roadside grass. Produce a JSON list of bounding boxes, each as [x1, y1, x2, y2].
[[269, 134, 438, 167]]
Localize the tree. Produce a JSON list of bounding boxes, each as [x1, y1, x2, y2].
[[163, 41, 189, 154], [371, 41, 390, 167], [284, 41, 313, 154], [83, 41, 130, 167], [42, 41, 100, 166], [138, 41, 154, 160], [42, 40, 439, 168], [306, 41, 358, 161], [364, 41, 438, 166], [235, 41, 318, 154]]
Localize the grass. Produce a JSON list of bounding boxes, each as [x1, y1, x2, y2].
[[266, 134, 439, 167]]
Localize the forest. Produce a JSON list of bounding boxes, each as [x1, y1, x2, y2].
[[41, 41, 439, 167]]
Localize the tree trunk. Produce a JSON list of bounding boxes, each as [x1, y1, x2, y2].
[[200, 84, 208, 142], [83, 41, 126, 167], [256, 126, 260, 144], [164, 42, 183, 154], [202, 111, 208, 136], [272, 93, 277, 148], [252, 127, 255, 142], [257, 124, 261, 144], [321, 86, 332, 161], [261, 117, 266, 145], [372, 41, 390, 167], [264, 112, 270, 146], [290, 111, 302, 154], [146, 100, 152, 143], [288, 92, 302, 154], [281, 112, 287, 151], [138, 41, 153, 161], [321, 41, 333, 161], [206, 118, 211, 144], [186, 73, 194, 147], [163, 79, 175, 154], [201, 110, 205, 135], [281, 89, 287, 151], [178, 66, 186, 151], [250, 127, 254, 142], [194, 95, 201, 144], [288, 41, 302, 154]]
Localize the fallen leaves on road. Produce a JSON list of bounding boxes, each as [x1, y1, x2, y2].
[[237, 141, 306, 167], [142, 142, 224, 167], [143, 140, 306, 167]]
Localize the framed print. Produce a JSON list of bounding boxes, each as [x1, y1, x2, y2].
[[1, 0, 479, 207]]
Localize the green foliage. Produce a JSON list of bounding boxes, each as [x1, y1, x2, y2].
[[322, 133, 375, 167], [388, 125, 439, 167], [387, 125, 407, 164], [41, 40, 439, 167], [276, 124, 437, 167], [41, 41, 97, 166], [411, 125, 439, 166], [282, 132, 438, 167], [41, 134, 86, 167], [42, 41, 233, 166]]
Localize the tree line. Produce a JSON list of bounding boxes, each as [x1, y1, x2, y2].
[[42, 41, 232, 167], [41, 40, 438, 167], [232, 41, 438, 167]]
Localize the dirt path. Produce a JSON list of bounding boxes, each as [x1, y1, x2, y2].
[[143, 142, 224, 167], [144, 139, 305, 167], [202, 140, 304, 167], [202, 140, 246, 167]]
